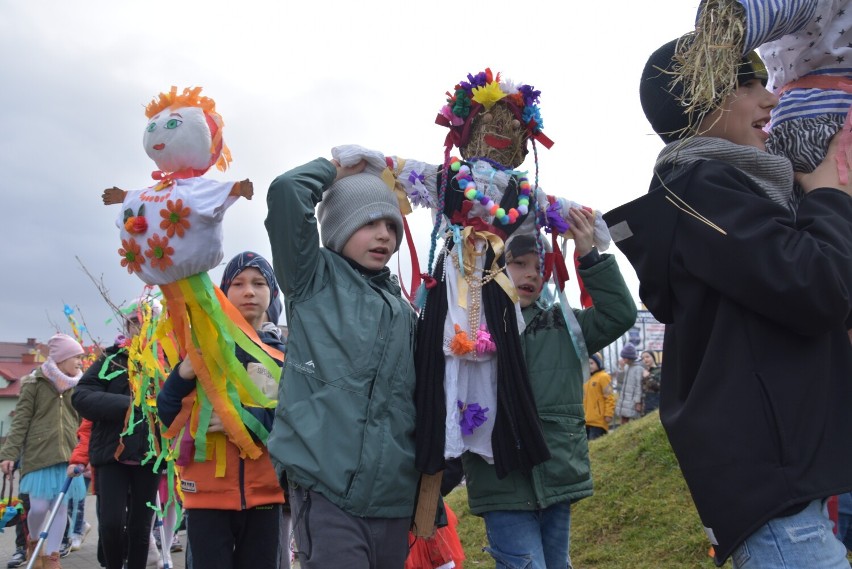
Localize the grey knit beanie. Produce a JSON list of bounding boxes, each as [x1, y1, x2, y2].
[[316, 173, 404, 254]]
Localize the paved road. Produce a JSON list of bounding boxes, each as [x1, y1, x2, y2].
[[0, 493, 187, 569]]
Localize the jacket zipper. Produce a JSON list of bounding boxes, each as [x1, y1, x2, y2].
[[58, 392, 70, 461]]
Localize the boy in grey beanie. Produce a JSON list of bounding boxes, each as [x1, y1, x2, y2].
[[316, 172, 403, 258], [264, 156, 417, 569]]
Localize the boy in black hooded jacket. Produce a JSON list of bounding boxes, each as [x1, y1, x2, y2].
[[604, 35, 852, 567]]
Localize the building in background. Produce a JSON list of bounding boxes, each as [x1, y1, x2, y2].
[[0, 338, 47, 441]]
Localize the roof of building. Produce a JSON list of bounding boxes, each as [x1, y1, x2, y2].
[[0, 363, 38, 397], [0, 339, 46, 363], [0, 340, 46, 397]]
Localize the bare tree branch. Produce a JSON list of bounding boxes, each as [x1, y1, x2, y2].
[[75, 255, 131, 334]]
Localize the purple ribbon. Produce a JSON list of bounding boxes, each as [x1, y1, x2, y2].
[[458, 400, 489, 436], [545, 201, 570, 234]]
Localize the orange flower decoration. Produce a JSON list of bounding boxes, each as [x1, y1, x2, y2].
[[118, 238, 145, 274], [159, 199, 191, 238], [145, 234, 175, 271]]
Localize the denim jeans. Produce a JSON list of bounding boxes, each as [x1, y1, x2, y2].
[[836, 492, 852, 552], [732, 499, 850, 568], [482, 501, 572, 569]]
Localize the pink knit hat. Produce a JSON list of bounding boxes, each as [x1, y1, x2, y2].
[[48, 333, 84, 363]]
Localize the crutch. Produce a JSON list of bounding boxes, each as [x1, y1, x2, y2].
[[26, 469, 79, 569], [154, 492, 172, 569]]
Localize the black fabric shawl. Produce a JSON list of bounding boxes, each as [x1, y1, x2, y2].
[[413, 165, 550, 479]]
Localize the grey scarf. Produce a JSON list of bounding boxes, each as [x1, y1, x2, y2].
[[656, 137, 795, 214]]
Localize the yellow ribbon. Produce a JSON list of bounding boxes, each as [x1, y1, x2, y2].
[[381, 158, 413, 216], [205, 432, 228, 478], [455, 227, 518, 309], [153, 317, 180, 371]]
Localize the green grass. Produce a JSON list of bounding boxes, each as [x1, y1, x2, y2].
[[446, 413, 728, 568]]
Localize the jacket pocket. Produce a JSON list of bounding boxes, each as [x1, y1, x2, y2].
[[753, 371, 788, 466], [537, 413, 590, 490], [289, 295, 383, 394]]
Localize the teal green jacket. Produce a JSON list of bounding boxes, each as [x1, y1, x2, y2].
[[463, 255, 636, 513], [265, 158, 419, 518]]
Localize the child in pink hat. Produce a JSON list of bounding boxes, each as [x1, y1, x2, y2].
[[0, 333, 87, 567]]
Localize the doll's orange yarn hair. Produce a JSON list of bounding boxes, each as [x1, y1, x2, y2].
[[145, 86, 232, 172]]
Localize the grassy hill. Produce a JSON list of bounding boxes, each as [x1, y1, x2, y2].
[[445, 413, 727, 568]]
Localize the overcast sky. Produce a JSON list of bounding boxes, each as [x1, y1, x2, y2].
[[0, 0, 699, 345]]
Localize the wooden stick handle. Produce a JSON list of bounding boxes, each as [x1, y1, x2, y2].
[[412, 471, 443, 538]]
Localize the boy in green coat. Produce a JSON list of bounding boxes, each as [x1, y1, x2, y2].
[[463, 212, 636, 569], [265, 157, 418, 569]]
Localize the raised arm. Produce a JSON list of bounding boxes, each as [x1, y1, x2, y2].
[[265, 158, 366, 298], [681, 163, 852, 335]]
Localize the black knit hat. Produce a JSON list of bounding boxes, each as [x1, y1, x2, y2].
[[640, 35, 767, 143]]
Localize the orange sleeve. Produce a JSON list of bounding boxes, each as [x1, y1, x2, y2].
[[70, 418, 92, 465]]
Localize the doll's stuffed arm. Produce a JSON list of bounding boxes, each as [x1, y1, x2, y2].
[[534, 191, 612, 252], [331, 144, 441, 211], [102, 187, 127, 205], [384, 155, 441, 210], [229, 179, 253, 199], [331, 144, 387, 173]]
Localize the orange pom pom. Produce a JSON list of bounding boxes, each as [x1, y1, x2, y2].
[[450, 324, 475, 355]]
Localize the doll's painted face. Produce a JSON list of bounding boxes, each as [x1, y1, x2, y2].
[[460, 101, 529, 168], [143, 106, 213, 173]]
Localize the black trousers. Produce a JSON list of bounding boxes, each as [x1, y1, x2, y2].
[[14, 494, 30, 548], [186, 505, 281, 569], [94, 462, 160, 569]]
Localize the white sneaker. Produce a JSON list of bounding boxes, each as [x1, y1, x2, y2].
[[147, 534, 164, 569], [69, 535, 82, 551], [69, 521, 92, 551]]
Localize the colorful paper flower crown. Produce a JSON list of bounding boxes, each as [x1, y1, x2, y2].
[[436, 68, 553, 149]]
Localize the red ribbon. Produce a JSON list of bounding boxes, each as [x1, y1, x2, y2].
[[543, 233, 570, 292], [532, 130, 555, 149], [398, 216, 423, 305], [574, 248, 592, 308], [449, 201, 507, 240], [151, 166, 210, 182]]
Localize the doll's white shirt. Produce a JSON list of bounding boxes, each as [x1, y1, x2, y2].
[[442, 245, 525, 463], [116, 177, 237, 285]]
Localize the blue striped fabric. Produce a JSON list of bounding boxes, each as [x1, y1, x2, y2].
[[773, 93, 852, 123], [739, 0, 819, 52]]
